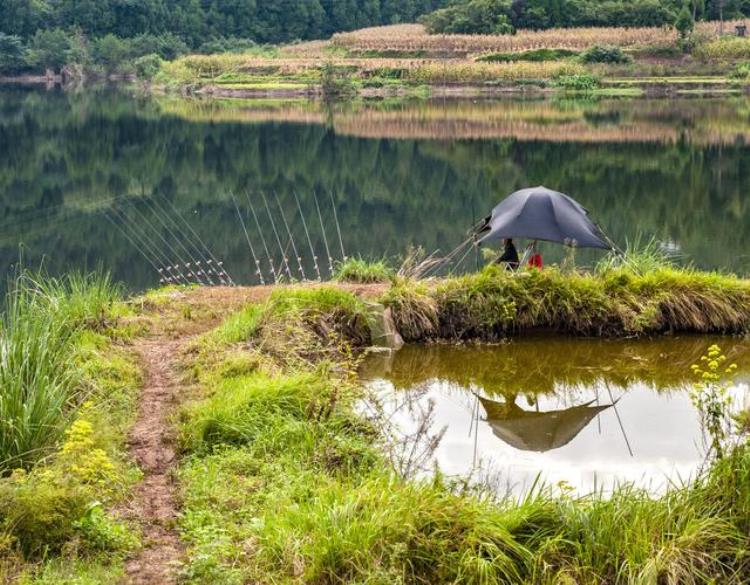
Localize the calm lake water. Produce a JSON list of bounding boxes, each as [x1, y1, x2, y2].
[[2, 87, 750, 289], [359, 338, 750, 495]]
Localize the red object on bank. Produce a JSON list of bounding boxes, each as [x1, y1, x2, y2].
[[528, 253, 543, 269]]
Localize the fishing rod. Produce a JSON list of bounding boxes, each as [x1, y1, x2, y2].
[[230, 191, 265, 285], [144, 195, 218, 285], [261, 190, 293, 281], [294, 190, 322, 281], [313, 190, 335, 278], [275, 237, 294, 283], [124, 198, 206, 285], [104, 210, 164, 281], [245, 190, 278, 285], [110, 206, 187, 285], [155, 193, 235, 285], [139, 194, 212, 285], [329, 189, 347, 262], [274, 190, 306, 281]]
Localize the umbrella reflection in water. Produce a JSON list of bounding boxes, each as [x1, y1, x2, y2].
[[476, 394, 617, 453]]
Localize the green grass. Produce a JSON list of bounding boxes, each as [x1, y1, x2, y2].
[[175, 294, 750, 583], [477, 48, 579, 63], [0, 269, 123, 471], [382, 259, 750, 341], [333, 257, 395, 284], [0, 270, 141, 578]]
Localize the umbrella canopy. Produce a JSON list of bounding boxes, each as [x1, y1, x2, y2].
[[479, 395, 614, 452], [477, 186, 612, 249]]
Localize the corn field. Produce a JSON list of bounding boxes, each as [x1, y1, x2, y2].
[[331, 22, 745, 56], [168, 54, 583, 82]]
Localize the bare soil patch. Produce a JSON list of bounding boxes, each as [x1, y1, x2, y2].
[[123, 339, 186, 584]]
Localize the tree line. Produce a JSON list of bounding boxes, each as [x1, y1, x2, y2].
[[0, 0, 446, 75], [421, 0, 748, 34]]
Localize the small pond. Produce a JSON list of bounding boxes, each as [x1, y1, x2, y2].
[[359, 336, 750, 496]]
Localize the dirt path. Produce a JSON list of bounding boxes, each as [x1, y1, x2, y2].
[[118, 284, 387, 582], [123, 339, 186, 584]]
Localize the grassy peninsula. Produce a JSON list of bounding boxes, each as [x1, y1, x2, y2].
[[2, 258, 750, 583]]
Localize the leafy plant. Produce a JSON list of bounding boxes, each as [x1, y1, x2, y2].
[[554, 73, 601, 90], [579, 45, 632, 63]]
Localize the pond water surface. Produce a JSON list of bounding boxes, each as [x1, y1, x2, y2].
[[359, 337, 750, 495], [2, 88, 750, 291]]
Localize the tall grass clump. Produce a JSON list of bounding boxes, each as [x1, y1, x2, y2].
[[254, 286, 374, 359], [333, 257, 395, 284], [0, 269, 121, 471]]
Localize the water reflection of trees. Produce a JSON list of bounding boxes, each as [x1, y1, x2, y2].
[[3, 88, 750, 292], [359, 337, 750, 399]]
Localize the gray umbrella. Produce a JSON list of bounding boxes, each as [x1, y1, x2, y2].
[[477, 186, 612, 249]]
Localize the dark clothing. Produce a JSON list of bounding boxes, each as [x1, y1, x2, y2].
[[496, 242, 519, 269]]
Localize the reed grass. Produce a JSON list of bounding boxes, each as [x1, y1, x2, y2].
[[333, 257, 395, 284], [383, 263, 750, 341], [0, 269, 122, 471]]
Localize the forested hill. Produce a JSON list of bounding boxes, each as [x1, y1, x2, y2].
[[421, 0, 748, 34], [1, 0, 446, 46]]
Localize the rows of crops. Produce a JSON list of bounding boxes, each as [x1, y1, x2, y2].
[[168, 54, 584, 82], [331, 22, 744, 56]]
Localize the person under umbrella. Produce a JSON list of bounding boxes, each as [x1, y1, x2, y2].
[[477, 186, 614, 268], [494, 238, 519, 270]]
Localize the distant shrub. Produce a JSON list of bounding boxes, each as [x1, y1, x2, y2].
[[198, 37, 259, 54], [134, 53, 162, 80], [421, 0, 514, 35], [129, 33, 189, 61], [732, 61, 750, 79], [92, 34, 130, 73], [320, 62, 356, 99], [477, 48, 578, 62], [579, 45, 632, 64], [554, 73, 601, 90], [0, 33, 27, 75], [27, 29, 72, 71]]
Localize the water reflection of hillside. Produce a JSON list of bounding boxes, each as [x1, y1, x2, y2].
[[360, 336, 750, 398], [161, 98, 750, 145], [3, 88, 750, 292]]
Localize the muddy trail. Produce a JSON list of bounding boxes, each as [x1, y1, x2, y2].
[[123, 339, 186, 584]]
